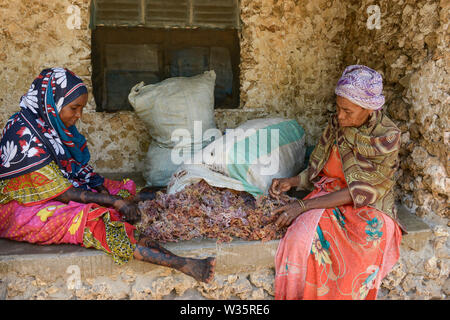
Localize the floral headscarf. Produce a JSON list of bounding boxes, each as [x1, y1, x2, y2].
[[0, 67, 104, 190]]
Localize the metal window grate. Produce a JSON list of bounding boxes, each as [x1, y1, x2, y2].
[[92, 0, 240, 29], [94, 0, 143, 26], [92, 28, 240, 111], [193, 0, 237, 26], [146, 0, 189, 26]]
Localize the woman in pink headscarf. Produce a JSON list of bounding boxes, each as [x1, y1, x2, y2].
[[270, 65, 405, 300]]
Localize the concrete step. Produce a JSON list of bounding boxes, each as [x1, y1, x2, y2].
[[0, 237, 279, 282]]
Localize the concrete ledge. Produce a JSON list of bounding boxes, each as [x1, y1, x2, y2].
[[0, 238, 279, 282]]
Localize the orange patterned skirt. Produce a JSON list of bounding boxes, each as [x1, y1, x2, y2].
[[275, 145, 402, 299]]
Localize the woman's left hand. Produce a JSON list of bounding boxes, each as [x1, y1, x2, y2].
[[272, 201, 308, 229], [272, 188, 352, 229], [115, 199, 142, 224]]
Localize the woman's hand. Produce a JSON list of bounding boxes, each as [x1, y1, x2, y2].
[[55, 187, 142, 224], [269, 177, 297, 198], [272, 188, 354, 229], [272, 201, 308, 229], [131, 186, 162, 202], [114, 199, 142, 224]]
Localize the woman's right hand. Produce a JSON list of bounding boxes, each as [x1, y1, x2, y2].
[[269, 177, 295, 198]]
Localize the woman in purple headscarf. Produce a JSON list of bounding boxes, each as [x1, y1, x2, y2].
[[270, 65, 405, 299], [0, 68, 215, 283]]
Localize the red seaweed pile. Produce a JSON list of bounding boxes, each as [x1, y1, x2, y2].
[[136, 180, 293, 243]]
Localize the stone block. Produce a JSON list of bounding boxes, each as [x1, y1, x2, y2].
[[398, 205, 432, 251]]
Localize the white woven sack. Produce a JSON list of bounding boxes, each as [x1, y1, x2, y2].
[[168, 118, 306, 196], [128, 70, 217, 148], [129, 71, 218, 186]]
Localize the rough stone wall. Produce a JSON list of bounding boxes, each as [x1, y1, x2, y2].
[[343, 0, 449, 219], [1, 268, 276, 300], [342, 0, 449, 299], [380, 227, 449, 299], [0, 0, 150, 173], [239, 0, 348, 144]]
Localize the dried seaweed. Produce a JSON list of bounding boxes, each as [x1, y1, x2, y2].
[[136, 180, 293, 243]]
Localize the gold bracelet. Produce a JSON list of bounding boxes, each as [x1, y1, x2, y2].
[[297, 199, 306, 211]]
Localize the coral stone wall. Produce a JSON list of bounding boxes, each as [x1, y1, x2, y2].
[[239, 0, 348, 144], [343, 0, 449, 222], [343, 0, 449, 299], [0, 0, 150, 173]]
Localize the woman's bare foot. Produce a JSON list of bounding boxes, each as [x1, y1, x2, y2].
[[134, 238, 216, 283], [181, 257, 216, 283]]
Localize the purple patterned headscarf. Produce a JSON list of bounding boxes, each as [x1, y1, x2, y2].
[[335, 65, 385, 110]]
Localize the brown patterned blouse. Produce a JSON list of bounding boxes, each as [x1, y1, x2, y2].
[[297, 110, 405, 232]]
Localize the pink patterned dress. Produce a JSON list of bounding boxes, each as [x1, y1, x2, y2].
[[0, 162, 139, 265]]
